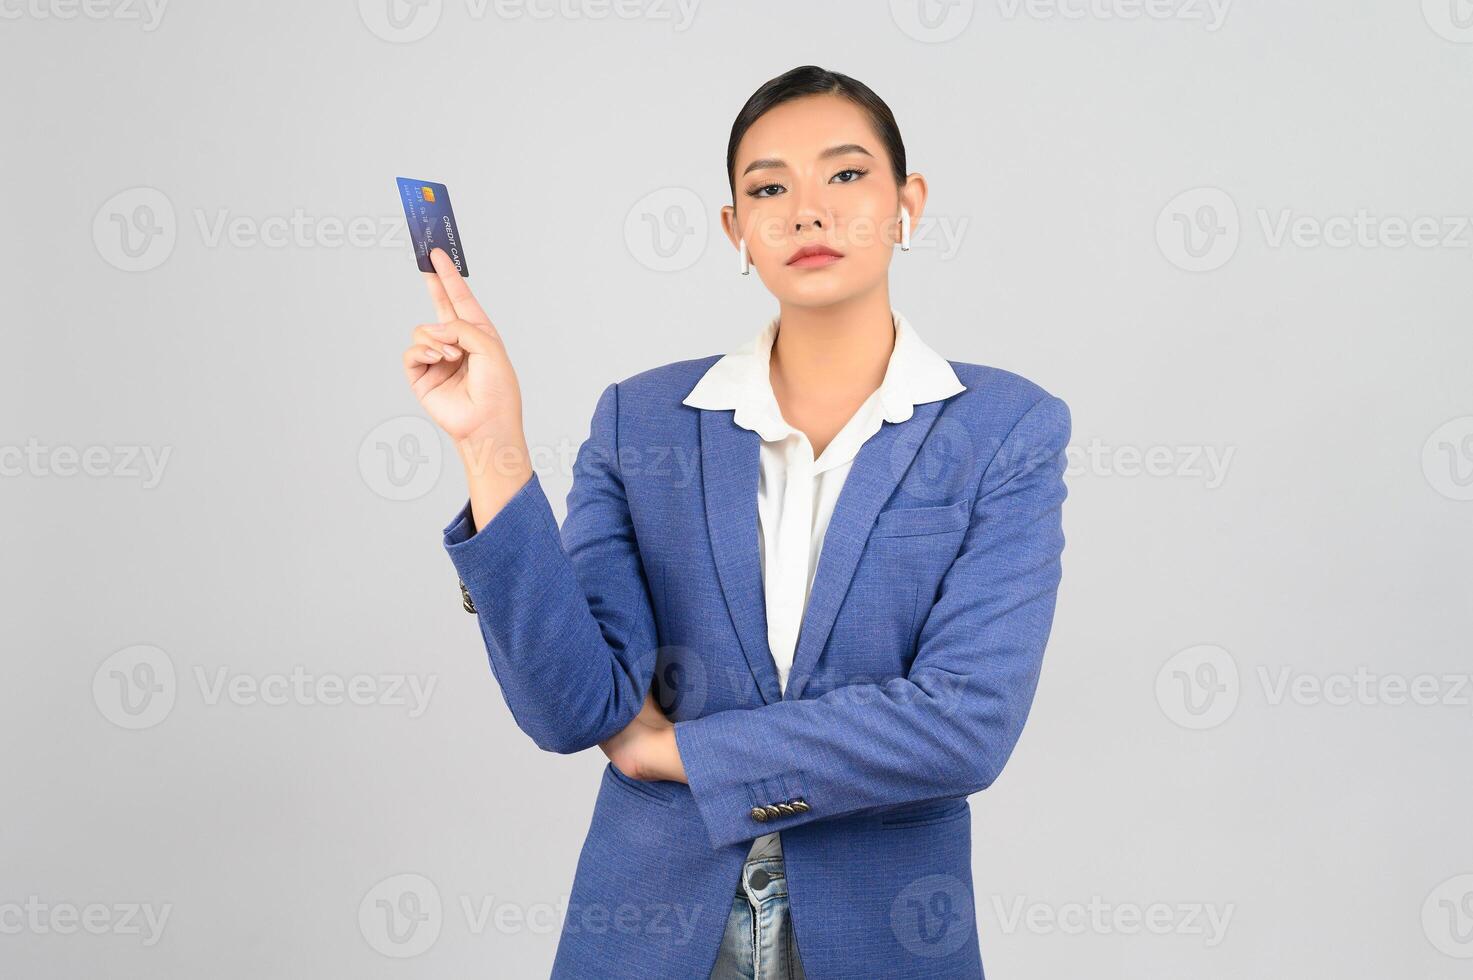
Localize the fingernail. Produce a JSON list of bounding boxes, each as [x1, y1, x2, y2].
[[425, 349, 442, 359], [443, 346, 461, 358]]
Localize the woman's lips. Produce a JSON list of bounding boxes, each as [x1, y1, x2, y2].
[[788, 253, 843, 268]]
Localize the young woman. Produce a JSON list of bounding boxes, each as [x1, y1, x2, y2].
[[403, 65, 1070, 980]]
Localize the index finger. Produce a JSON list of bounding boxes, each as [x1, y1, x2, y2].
[[429, 247, 488, 324], [422, 269, 456, 324]]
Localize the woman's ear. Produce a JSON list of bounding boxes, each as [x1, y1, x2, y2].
[[720, 204, 740, 251], [899, 173, 928, 232]]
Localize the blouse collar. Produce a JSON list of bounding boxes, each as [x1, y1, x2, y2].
[[682, 309, 967, 447]]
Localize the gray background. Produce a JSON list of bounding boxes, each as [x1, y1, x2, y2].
[[4, 1, 1472, 976]]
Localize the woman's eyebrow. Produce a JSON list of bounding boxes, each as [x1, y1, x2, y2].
[[741, 143, 875, 177]]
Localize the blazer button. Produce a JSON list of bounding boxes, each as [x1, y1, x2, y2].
[[459, 581, 477, 614], [775, 803, 796, 816], [763, 805, 783, 820], [750, 806, 769, 823], [791, 799, 810, 813]]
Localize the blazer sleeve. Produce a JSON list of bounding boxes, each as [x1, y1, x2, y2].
[[441, 381, 659, 754], [673, 394, 1071, 849]]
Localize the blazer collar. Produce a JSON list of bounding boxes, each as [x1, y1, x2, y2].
[[686, 310, 967, 704]]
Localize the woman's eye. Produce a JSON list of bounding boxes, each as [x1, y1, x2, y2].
[[746, 168, 867, 197]]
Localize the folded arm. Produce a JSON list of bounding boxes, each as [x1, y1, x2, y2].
[[673, 395, 1071, 849], [443, 381, 658, 754]]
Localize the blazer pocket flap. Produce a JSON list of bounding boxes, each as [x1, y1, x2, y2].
[[871, 500, 970, 538], [878, 798, 969, 828]]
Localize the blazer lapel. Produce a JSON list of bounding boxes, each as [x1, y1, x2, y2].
[[784, 398, 945, 700], [700, 409, 783, 705], [698, 398, 947, 705]]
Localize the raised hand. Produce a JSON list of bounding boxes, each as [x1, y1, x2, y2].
[[403, 247, 524, 446]]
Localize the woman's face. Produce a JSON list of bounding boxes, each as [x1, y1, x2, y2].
[[723, 94, 926, 309]]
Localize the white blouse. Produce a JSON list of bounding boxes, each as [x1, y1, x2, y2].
[[681, 309, 966, 861]]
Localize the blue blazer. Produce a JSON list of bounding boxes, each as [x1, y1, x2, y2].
[[442, 353, 1070, 979]]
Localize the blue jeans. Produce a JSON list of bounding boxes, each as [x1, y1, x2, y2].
[[708, 855, 807, 979]]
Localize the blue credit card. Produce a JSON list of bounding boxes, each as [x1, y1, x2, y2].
[[396, 177, 469, 277]]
